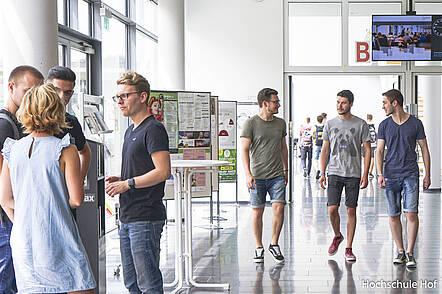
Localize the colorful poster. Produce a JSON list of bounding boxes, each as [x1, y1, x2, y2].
[[219, 149, 236, 182], [150, 91, 178, 149], [218, 101, 237, 183]]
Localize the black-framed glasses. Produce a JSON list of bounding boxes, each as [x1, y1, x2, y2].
[[112, 91, 139, 102], [269, 99, 280, 104]]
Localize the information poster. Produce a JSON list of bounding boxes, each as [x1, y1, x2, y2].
[[219, 149, 236, 182], [183, 149, 208, 192], [218, 101, 237, 183], [149, 91, 179, 149], [178, 92, 211, 148]]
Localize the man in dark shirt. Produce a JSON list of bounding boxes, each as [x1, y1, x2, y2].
[[47, 66, 91, 180], [105, 71, 170, 294], [376, 89, 431, 269], [0, 65, 44, 293]]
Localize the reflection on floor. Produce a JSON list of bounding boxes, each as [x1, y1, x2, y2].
[[105, 174, 442, 293]]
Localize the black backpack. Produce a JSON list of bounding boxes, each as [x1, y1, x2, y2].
[[368, 124, 377, 144]]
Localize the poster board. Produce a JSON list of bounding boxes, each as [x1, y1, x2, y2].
[[218, 101, 237, 183], [149, 91, 212, 200], [211, 96, 219, 191]]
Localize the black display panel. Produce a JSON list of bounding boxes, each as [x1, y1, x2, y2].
[[372, 15, 442, 61]]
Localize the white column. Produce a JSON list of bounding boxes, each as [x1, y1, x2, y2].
[[158, 0, 185, 90], [1, 0, 58, 92], [420, 76, 441, 189]]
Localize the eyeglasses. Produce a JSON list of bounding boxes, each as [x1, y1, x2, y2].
[[112, 91, 139, 102], [269, 99, 280, 104]]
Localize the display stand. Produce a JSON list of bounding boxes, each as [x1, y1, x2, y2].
[[164, 160, 230, 293]]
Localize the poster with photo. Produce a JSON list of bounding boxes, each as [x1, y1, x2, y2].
[[150, 91, 179, 149], [183, 149, 207, 192], [177, 92, 211, 148]]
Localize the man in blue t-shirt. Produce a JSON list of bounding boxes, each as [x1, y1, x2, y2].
[[376, 89, 431, 269], [105, 71, 170, 294]]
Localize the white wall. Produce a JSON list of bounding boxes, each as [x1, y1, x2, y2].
[[185, 0, 283, 101]]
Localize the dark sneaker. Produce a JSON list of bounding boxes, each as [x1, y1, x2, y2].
[[406, 252, 416, 268], [268, 244, 285, 264], [328, 234, 344, 256], [393, 251, 406, 264], [316, 170, 321, 180], [368, 173, 374, 180], [253, 247, 264, 263], [303, 169, 307, 177], [344, 248, 356, 262]]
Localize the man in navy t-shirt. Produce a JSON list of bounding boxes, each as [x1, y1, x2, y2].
[[105, 71, 170, 294], [376, 89, 431, 269]]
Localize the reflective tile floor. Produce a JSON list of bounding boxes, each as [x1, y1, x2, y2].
[[105, 174, 442, 293]]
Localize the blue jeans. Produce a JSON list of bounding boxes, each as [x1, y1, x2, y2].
[[385, 175, 419, 216], [301, 146, 312, 174], [120, 220, 165, 294], [314, 145, 322, 160], [249, 176, 286, 208], [0, 220, 16, 294]]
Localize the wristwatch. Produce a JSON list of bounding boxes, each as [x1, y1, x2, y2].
[[128, 178, 136, 189]]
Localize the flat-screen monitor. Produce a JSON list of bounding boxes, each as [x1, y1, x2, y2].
[[372, 15, 442, 61]]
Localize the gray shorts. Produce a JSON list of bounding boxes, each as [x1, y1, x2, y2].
[[327, 175, 360, 208]]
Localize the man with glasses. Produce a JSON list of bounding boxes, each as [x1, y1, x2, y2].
[[48, 66, 91, 181], [241, 88, 288, 264], [0, 65, 44, 293], [105, 71, 170, 294]]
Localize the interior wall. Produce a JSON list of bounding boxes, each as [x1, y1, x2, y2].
[[185, 0, 283, 102]]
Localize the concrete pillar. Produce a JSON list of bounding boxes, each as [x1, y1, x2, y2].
[[420, 76, 441, 189], [158, 0, 185, 90], [1, 0, 58, 94]]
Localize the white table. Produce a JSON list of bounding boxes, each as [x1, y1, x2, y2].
[[165, 160, 230, 293]]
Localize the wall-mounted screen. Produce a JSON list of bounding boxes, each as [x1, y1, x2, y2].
[[372, 15, 442, 61]]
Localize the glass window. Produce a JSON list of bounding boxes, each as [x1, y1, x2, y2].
[[102, 17, 127, 233], [136, 31, 157, 87], [103, 0, 126, 15], [415, 3, 442, 66], [57, 0, 65, 25], [102, 17, 127, 175], [78, 0, 90, 36], [348, 3, 402, 66], [58, 44, 65, 66], [136, 0, 157, 34], [288, 3, 342, 66]]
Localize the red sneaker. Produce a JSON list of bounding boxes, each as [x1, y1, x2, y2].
[[328, 234, 343, 256], [345, 248, 356, 262]]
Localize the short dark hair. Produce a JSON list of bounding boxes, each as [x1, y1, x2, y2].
[[382, 89, 403, 107], [8, 65, 44, 84], [317, 115, 323, 123], [47, 66, 76, 85], [257, 88, 278, 107], [337, 90, 354, 104], [321, 112, 327, 118]]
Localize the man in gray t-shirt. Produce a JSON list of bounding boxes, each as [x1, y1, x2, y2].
[[319, 90, 371, 262], [241, 88, 288, 264]]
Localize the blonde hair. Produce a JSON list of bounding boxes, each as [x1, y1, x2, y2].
[[116, 71, 150, 98], [18, 83, 70, 134]]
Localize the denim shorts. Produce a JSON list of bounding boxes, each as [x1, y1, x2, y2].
[[385, 175, 419, 216], [249, 176, 286, 208], [327, 175, 360, 208]]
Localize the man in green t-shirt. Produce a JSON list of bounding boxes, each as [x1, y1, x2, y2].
[[240, 88, 288, 264]]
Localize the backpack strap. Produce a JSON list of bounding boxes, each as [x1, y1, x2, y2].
[[0, 113, 19, 139]]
